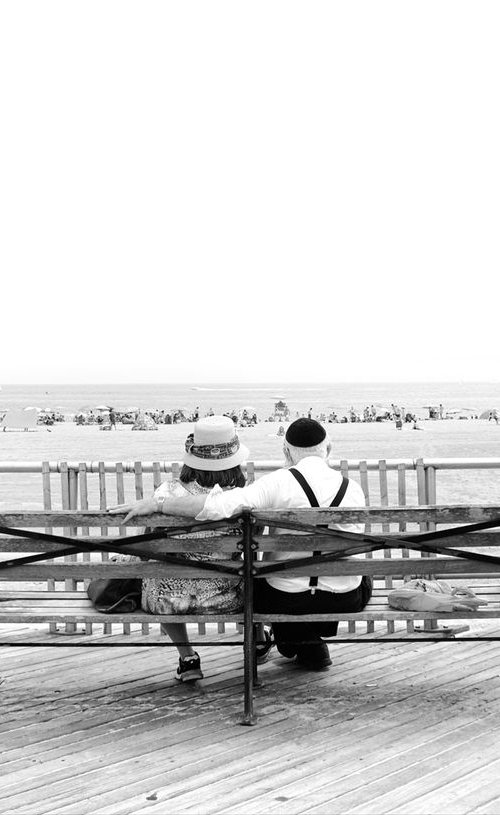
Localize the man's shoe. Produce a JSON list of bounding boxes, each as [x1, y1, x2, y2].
[[276, 641, 298, 659], [175, 652, 204, 682], [295, 642, 332, 671]]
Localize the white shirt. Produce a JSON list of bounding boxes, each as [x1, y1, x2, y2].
[[196, 456, 365, 594]]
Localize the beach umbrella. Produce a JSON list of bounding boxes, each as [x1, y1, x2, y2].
[[95, 405, 110, 411], [24, 406, 42, 411]]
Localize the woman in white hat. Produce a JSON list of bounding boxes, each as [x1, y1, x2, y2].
[[137, 415, 271, 682]]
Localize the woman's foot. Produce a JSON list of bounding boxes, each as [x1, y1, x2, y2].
[[175, 652, 204, 682]]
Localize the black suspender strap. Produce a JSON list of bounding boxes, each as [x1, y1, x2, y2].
[[331, 476, 349, 508], [289, 468, 349, 592], [288, 468, 320, 508], [289, 468, 350, 510]]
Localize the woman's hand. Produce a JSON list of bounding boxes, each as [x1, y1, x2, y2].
[[108, 497, 158, 524]]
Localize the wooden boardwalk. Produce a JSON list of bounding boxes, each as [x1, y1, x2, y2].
[[2, 626, 500, 815]]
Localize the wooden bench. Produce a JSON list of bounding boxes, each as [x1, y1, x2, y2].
[[1, 505, 500, 724]]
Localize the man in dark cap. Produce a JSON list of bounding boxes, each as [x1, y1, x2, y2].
[[110, 418, 372, 671]]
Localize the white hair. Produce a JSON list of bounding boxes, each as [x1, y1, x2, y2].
[[284, 437, 331, 465]]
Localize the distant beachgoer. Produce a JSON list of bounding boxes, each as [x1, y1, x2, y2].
[[109, 407, 117, 429]]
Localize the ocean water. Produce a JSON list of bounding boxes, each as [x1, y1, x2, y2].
[[1, 382, 500, 507], [1, 381, 500, 422]]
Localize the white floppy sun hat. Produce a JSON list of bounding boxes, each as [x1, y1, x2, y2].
[[183, 415, 250, 471]]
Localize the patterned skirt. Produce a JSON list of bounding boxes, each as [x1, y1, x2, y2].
[[141, 552, 244, 615]]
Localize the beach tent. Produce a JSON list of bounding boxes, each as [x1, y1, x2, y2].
[[0, 408, 38, 431], [479, 409, 499, 420]]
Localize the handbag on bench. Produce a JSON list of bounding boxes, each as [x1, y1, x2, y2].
[[388, 579, 487, 613], [87, 576, 142, 613], [87, 553, 142, 613]]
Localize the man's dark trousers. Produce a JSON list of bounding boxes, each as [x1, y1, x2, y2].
[[255, 576, 373, 646]]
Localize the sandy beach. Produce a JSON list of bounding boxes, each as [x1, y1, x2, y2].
[[2, 415, 500, 462]]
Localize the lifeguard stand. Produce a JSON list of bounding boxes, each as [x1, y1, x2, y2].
[[273, 400, 290, 420]]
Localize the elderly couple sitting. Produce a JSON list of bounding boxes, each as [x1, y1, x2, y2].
[[108, 416, 372, 683]]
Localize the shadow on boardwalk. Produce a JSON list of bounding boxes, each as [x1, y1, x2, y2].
[[1, 628, 500, 815]]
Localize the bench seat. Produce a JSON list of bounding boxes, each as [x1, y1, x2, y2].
[[1, 585, 499, 626]]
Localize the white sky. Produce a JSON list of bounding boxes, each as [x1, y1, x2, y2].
[[1, 1, 499, 384]]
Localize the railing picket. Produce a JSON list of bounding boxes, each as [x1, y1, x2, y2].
[[134, 462, 144, 500], [358, 459, 373, 634], [152, 462, 162, 491], [133, 462, 149, 635], [98, 462, 112, 635], [339, 459, 356, 634], [416, 457, 438, 629], [416, 458, 428, 531], [78, 463, 93, 635], [397, 463, 413, 632], [378, 460, 394, 634], [115, 462, 130, 635], [61, 463, 77, 634], [246, 461, 255, 484], [42, 461, 56, 634]]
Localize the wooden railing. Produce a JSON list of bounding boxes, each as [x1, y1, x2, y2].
[[3, 456, 500, 511]]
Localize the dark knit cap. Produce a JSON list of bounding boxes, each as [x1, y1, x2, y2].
[[285, 418, 327, 447]]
